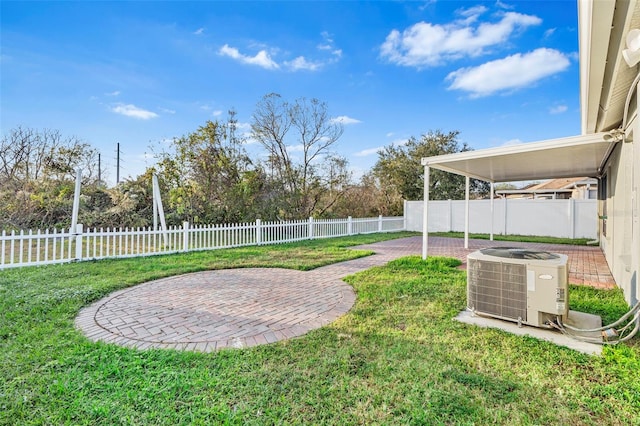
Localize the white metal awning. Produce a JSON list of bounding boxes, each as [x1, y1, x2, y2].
[[420, 132, 615, 183], [420, 132, 617, 259]]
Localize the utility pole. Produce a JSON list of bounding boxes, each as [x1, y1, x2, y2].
[[98, 153, 101, 185], [116, 142, 120, 184]]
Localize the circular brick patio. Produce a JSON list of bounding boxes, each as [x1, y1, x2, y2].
[[75, 268, 356, 352]]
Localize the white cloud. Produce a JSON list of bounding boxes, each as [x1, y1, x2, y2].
[[111, 103, 158, 119], [549, 104, 568, 114], [320, 31, 334, 44], [159, 107, 175, 114], [355, 146, 383, 157], [105, 90, 121, 97], [330, 115, 362, 125], [418, 1, 437, 12], [446, 48, 570, 97], [502, 138, 524, 146], [219, 32, 341, 73], [496, 1, 515, 10], [316, 31, 343, 60], [544, 28, 556, 38], [284, 56, 322, 71], [193, 28, 205, 35], [459, 5, 487, 16], [212, 110, 223, 117], [354, 137, 408, 158], [219, 44, 279, 70], [456, 5, 488, 25], [386, 132, 394, 137], [380, 11, 541, 67]]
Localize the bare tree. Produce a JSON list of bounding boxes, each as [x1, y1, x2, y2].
[[0, 126, 98, 185], [0, 127, 99, 229], [251, 93, 345, 219]]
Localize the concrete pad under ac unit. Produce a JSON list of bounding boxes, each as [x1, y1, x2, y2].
[[455, 309, 604, 355]]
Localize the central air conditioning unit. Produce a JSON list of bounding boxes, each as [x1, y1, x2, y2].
[[467, 247, 569, 328]]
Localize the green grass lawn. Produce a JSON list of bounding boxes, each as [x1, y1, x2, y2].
[[1, 232, 638, 425]]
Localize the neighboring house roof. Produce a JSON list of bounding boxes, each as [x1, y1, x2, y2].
[[526, 177, 597, 191], [496, 177, 596, 196], [527, 177, 593, 191]]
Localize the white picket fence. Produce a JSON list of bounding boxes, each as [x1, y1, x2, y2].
[[0, 216, 405, 269]]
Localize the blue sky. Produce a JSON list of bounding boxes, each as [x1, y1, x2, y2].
[[1, 1, 580, 185]]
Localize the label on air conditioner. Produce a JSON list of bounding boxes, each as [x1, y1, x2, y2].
[[538, 274, 553, 280], [527, 270, 535, 291]]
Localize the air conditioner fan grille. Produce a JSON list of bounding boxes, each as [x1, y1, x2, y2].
[[468, 258, 527, 321]]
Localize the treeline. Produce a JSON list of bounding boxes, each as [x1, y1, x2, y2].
[[0, 93, 487, 231]]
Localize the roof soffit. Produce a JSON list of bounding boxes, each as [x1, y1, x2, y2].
[[580, 0, 615, 134], [582, 0, 640, 133], [597, 0, 640, 132]]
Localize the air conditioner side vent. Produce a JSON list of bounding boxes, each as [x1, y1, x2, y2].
[[468, 258, 527, 322]]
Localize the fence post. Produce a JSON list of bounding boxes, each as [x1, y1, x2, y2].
[[182, 221, 190, 251], [348, 216, 353, 235], [403, 200, 407, 231], [256, 219, 262, 245], [308, 217, 314, 240], [75, 224, 83, 261], [378, 215, 383, 232], [569, 198, 576, 239], [448, 199, 453, 232], [1, 230, 5, 266]]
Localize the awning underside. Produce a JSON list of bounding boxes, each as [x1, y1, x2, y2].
[[421, 133, 615, 182]]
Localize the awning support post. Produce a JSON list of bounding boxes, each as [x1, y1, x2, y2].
[[490, 182, 494, 241], [422, 166, 430, 260], [464, 176, 470, 249]]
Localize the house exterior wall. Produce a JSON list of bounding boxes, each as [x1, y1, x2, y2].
[[581, 0, 640, 307], [405, 199, 598, 239], [601, 120, 639, 305]]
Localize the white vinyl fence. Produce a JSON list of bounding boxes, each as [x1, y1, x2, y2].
[[0, 215, 405, 269], [405, 198, 598, 239]]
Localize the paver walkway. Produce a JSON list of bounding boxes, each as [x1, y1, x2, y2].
[[75, 236, 615, 352]]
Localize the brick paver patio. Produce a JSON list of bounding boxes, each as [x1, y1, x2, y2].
[[75, 236, 615, 352]]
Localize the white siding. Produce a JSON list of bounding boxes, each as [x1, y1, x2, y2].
[[601, 135, 638, 305]]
